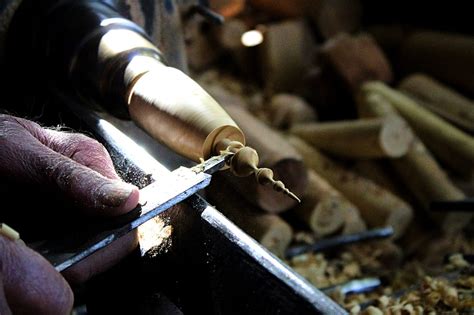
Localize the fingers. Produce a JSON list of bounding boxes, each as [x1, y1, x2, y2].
[[0, 115, 139, 215], [0, 115, 141, 288], [41, 129, 120, 180], [0, 236, 73, 315]]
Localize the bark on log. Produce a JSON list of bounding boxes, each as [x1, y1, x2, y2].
[[320, 33, 393, 91]]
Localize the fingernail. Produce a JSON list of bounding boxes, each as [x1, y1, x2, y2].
[[99, 181, 135, 208]]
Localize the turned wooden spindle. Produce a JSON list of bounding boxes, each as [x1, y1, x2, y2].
[[216, 140, 301, 203], [220, 104, 307, 213]]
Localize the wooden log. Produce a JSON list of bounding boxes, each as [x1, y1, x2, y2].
[[356, 90, 398, 118], [351, 160, 401, 196], [260, 19, 315, 93], [287, 136, 413, 239], [207, 174, 293, 258], [320, 33, 393, 91], [294, 170, 366, 236], [357, 90, 472, 234], [389, 151, 469, 236], [362, 82, 474, 177], [399, 31, 474, 95], [391, 140, 470, 234], [399, 73, 474, 132], [268, 94, 317, 129], [290, 117, 414, 158], [222, 104, 308, 213]]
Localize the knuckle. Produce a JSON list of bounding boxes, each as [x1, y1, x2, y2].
[[72, 134, 106, 154], [68, 134, 111, 164], [55, 133, 100, 158]]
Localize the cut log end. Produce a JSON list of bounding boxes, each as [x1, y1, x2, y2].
[[379, 116, 414, 158], [260, 218, 294, 258], [307, 196, 346, 236]]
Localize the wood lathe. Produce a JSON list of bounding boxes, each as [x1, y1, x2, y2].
[[6, 0, 299, 204], [0, 1, 349, 313]]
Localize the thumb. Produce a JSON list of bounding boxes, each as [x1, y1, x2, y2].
[[0, 235, 73, 315]]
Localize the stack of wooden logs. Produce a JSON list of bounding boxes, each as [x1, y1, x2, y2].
[[185, 0, 474, 270]]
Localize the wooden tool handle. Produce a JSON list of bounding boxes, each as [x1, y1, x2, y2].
[[127, 64, 245, 162]]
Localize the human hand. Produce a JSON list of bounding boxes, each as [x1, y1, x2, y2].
[[0, 114, 140, 314], [0, 235, 73, 315]]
